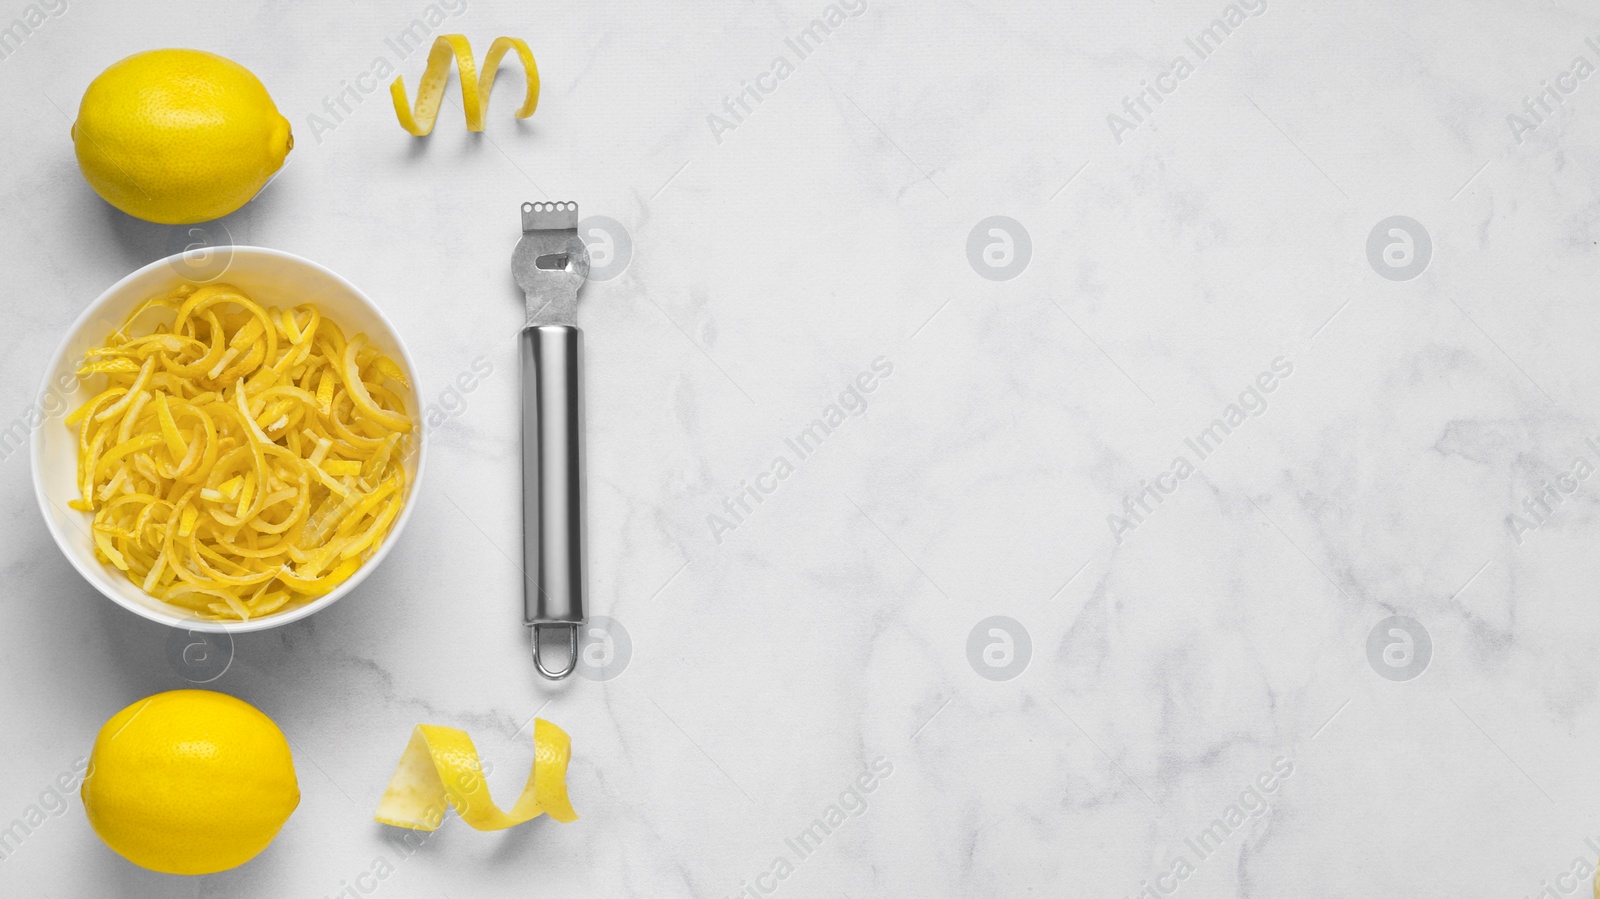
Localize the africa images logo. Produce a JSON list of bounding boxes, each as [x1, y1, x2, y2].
[[966, 217, 1031, 281], [966, 616, 1031, 681], [1366, 616, 1430, 682]]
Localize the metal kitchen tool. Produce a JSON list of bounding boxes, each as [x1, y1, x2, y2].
[[512, 201, 591, 680]]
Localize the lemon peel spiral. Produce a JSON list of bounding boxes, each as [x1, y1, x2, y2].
[[390, 35, 539, 135], [374, 719, 578, 831], [67, 282, 413, 621]]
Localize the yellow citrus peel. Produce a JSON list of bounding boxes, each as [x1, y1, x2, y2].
[[374, 719, 578, 831], [67, 282, 413, 621], [391, 35, 539, 135]]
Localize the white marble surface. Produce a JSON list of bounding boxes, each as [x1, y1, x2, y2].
[[3, 0, 1600, 896]]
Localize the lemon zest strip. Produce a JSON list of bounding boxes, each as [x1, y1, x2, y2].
[[374, 719, 577, 832], [390, 35, 539, 135]]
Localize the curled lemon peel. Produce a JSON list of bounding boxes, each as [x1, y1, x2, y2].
[[67, 283, 413, 621], [390, 35, 539, 135], [374, 719, 577, 831]]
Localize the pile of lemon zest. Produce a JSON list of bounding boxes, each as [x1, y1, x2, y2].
[[64, 283, 413, 621]]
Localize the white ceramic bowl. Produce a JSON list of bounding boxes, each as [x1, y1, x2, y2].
[[31, 247, 427, 633]]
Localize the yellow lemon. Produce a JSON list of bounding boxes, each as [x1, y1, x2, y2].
[[72, 49, 292, 224], [81, 690, 299, 875]]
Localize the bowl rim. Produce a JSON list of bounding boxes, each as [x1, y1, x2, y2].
[[30, 246, 429, 634]]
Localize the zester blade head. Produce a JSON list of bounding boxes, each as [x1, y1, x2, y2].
[[513, 201, 591, 327]]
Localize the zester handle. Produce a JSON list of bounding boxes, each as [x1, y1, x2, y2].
[[520, 325, 587, 664]]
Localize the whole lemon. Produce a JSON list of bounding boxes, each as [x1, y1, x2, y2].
[[81, 690, 300, 875], [72, 49, 292, 224]]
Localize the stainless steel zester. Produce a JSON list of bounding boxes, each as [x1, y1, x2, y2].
[[512, 201, 591, 680]]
